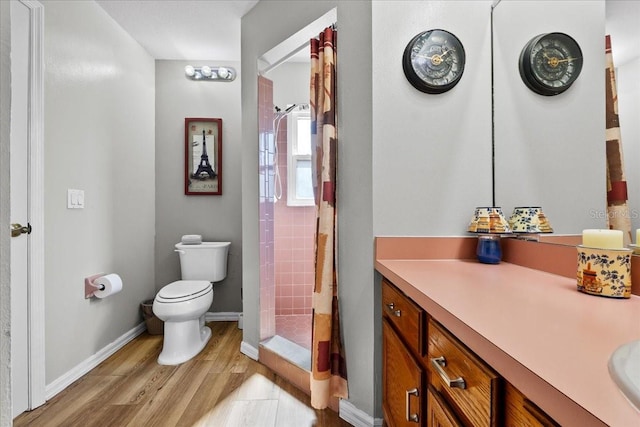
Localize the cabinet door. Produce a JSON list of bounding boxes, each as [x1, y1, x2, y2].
[[427, 385, 463, 427], [383, 320, 424, 427], [504, 382, 559, 427]]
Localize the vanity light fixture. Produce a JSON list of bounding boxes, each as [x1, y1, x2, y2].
[[184, 65, 236, 82]]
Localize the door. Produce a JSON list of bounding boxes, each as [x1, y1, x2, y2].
[[10, 0, 46, 417], [10, 0, 31, 417]]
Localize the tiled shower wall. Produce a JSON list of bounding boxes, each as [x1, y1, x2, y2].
[[258, 75, 276, 341], [274, 117, 316, 316]]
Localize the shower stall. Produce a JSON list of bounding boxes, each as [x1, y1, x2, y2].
[[258, 65, 314, 369]]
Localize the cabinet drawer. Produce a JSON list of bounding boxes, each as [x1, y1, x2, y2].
[[427, 320, 500, 427], [504, 382, 559, 427], [382, 279, 425, 356]]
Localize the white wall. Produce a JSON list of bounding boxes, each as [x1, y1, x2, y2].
[[493, 0, 606, 233], [155, 60, 243, 312], [43, 1, 156, 384], [0, 1, 12, 423], [372, 1, 494, 236]]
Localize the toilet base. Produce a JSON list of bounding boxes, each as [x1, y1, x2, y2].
[[157, 316, 211, 365]]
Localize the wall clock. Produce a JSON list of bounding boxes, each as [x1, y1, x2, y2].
[[519, 32, 583, 96], [402, 29, 466, 94]]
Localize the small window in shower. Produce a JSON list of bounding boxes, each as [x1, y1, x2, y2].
[[287, 109, 314, 206]]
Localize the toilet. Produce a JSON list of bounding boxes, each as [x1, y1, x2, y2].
[[153, 240, 230, 365]]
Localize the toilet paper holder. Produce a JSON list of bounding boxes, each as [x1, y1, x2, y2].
[[84, 273, 106, 299]]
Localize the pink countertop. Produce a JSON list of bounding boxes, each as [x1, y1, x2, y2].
[[376, 258, 640, 426]]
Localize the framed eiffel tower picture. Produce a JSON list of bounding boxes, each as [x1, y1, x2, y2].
[[185, 118, 222, 195]]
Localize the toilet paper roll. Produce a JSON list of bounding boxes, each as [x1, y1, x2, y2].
[[93, 274, 123, 299]]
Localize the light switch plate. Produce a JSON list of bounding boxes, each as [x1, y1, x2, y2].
[[67, 189, 85, 209]]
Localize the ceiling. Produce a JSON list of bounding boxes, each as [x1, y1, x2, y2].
[[95, 0, 259, 61], [95, 0, 637, 67]]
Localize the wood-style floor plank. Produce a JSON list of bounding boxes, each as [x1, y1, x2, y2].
[[14, 322, 352, 427]]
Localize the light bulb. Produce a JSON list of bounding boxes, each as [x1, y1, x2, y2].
[[217, 67, 229, 79], [201, 66, 212, 77], [184, 65, 195, 77]]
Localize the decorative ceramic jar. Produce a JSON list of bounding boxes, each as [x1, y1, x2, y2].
[[508, 207, 553, 233], [576, 246, 632, 298], [468, 207, 512, 234]]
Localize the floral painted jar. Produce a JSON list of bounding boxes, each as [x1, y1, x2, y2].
[[576, 246, 632, 298]]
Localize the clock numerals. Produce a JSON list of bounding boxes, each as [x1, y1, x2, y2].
[[403, 29, 466, 94], [519, 32, 583, 96]]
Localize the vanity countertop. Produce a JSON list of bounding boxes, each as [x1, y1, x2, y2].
[[376, 257, 640, 426]]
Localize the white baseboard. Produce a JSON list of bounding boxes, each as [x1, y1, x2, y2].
[[45, 322, 146, 400], [205, 311, 241, 322], [339, 400, 383, 427], [240, 341, 259, 360]]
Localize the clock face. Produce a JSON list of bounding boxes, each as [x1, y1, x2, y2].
[[402, 29, 466, 94], [519, 32, 583, 96]]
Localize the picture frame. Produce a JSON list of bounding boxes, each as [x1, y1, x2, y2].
[[184, 118, 222, 195]]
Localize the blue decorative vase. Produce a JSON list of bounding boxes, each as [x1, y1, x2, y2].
[[476, 235, 502, 264]]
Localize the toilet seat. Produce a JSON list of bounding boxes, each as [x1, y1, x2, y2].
[[156, 280, 212, 303]]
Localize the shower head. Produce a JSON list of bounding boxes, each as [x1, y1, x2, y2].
[[284, 104, 297, 113]]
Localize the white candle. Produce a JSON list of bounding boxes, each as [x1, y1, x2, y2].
[[582, 229, 624, 249], [636, 229, 640, 245]]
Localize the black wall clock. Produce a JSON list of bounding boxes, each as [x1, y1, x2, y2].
[[519, 32, 583, 96], [402, 29, 466, 94]]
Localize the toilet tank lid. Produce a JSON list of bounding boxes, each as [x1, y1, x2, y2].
[[175, 242, 231, 249], [181, 235, 202, 245], [158, 280, 211, 299]]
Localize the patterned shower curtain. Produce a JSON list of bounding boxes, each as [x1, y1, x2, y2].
[[309, 25, 348, 410], [605, 35, 632, 245]]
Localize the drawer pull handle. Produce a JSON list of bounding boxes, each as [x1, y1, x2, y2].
[[405, 387, 419, 423], [385, 303, 401, 317], [430, 356, 466, 389]]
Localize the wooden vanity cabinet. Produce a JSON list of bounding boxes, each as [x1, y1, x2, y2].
[[382, 278, 557, 427]]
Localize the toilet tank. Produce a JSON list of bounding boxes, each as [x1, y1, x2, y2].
[[175, 242, 230, 282]]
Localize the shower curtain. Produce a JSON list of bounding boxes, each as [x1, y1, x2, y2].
[[605, 35, 632, 245], [309, 25, 348, 410]]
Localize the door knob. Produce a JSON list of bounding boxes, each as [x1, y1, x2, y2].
[[11, 223, 32, 238]]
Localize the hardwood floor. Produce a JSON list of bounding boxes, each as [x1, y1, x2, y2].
[[14, 322, 352, 427]]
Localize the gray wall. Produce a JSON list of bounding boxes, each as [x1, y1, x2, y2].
[[43, 1, 156, 384], [155, 60, 243, 312], [242, 0, 376, 417], [493, 0, 606, 233], [268, 61, 310, 108], [372, 1, 493, 236], [619, 57, 640, 234], [0, 1, 12, 423]]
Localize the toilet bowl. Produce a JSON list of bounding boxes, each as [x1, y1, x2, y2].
[[152, 240, 230, 365]]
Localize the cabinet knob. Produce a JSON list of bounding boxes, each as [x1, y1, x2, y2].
[[385, 302, 401, 317], [430, 356, 466, 389], [405, 387, 420, 423]]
